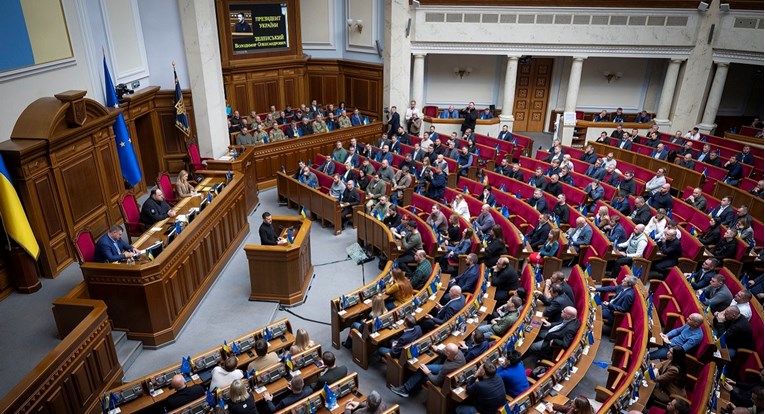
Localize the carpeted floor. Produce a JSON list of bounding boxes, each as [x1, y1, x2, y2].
[[0, 130, 613, 411]]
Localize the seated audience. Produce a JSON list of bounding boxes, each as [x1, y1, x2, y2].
[[593, 276, 637, 324], [455, 360, 506, 414], [648, 313, 704, 360], [648, 347, 687, 407], [389, 343, 465, 398], [210, 356, 244, 391], [700, 274, 733, 314], [227, 379, 259, 414], [497, 350, 530, 398], [526, 306, 580, 362], [264, 376, 312, 412]]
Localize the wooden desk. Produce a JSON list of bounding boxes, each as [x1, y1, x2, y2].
[[276, 171, 344, 235], [245, 216, 314, 305], [355, 211, 398, 260], [80, 172, 249, 346], [106, 319, 295, 413], [206, 145, 260, 214]]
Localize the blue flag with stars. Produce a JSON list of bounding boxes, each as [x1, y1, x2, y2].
[[104, 57, 142, 186]]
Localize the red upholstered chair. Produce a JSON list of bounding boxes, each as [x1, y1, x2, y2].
[[119, 193, 145, 242], [187, 142, 213, 173], [73, 228, 95, 264], [156, 172, 177, 206], [422, 105, 438, 117]]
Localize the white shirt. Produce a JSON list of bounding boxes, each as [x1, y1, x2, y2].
[[209, 367, 243, 391], [405, 107, 421, 122], [731, 299, 752, 321], [685, 131, 701, 140], [452, 199, 470, 221]]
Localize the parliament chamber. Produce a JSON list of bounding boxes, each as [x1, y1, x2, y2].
[[0, 0, 763, 414]]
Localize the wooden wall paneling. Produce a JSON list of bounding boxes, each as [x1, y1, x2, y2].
[[123, 87, 162, 195], [153, 90, 197, 174]]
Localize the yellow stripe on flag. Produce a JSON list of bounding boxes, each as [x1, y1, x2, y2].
[[0, 171, 39, 259]]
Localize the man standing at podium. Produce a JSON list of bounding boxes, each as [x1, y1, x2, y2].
[[259, 212, 288, 246], [94, 225, 140, 262]]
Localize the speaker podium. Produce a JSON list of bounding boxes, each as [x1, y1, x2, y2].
[[245, 216, 314, 305]]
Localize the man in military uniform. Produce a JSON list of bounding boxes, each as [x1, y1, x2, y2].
[[337, 109, 352, 128], [140, 188, 176, 225], [269, 125, 286, 142], [312, 114, 328, 134], [252, 124, 268, 144]]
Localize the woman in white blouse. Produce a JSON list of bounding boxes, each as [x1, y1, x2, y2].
[[451, 193, 470, 221]]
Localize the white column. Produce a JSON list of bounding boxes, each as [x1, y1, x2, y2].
[[499, 55, 520, 131], [561, 56, 586, 146], [178, 0, 229, 158], [411, 54, 426, 109], [698, 62, 730, 133], [383, 0, 412, 114], [654, 59, 684, 127]]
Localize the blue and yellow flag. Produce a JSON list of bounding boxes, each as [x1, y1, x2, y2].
[[173, 64, 190, 137], [104, 57, 142, 186], [300, 207, 307, 218], [0, 155, 39, 259]]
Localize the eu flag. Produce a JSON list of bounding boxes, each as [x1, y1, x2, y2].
[[104, 57, 142, 186], [173, 64, 190, 137]]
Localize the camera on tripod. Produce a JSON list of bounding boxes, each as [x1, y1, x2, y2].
[[116, 83, 135, 103]]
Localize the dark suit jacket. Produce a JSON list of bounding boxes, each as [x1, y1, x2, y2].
[[315, 365, 348, 391], [717, 316, 753, 352], [650, 149, 668, 160], [286, 126, 301, 138], [580, 152, 598, 164], [497, 131, 512, 141], [484, 239, 507, 267], [726, 162, 743, 180], [140, 197, 171, 225], [340, 188, 360, 207], [545, 318, 581, 348], [689, 269, 716, 290], [387, 112, 401, 133], [491, 265, 520, 292], [650, 192, 673, 211], [630, 204, 652, 225], [465, 374, 507, 414], [658, 238, 682, 264], [268, 387, 314, 412], [433, 296, 466, 325], [619, 178, 636, 196], [529, 197, 549, 214], [162, 384, 206, 412], [712, 238, 738, 261], [610, 198, 631, 216], [585, 166, 607, 180], [710, 205, 736, 227], [259, 223, 278, 246], [608, 223, 628, 245], [543, 182, 562, 198], [509, 170, 524, 181], [317, 160, 335, 175], [94, 234, 132, 262], [528, 222, 552, 250], [615, 139, 633, 150], [607, 286, 635, 313], [453, 265, 480, 293], [543, 294, 574, 323], [529, 175, 546, 189], [391, 326, 423, 357], [737, 152, 754, 165]]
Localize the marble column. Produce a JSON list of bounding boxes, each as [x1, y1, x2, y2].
[[177, 0, 229, 158], [698, 62, 730, 133], [654, 59, 685, 128], [499, 55, 520, 131], [561, 56, 586, 146], [383, 0, 412, 114], [411, 54, 426, 109]]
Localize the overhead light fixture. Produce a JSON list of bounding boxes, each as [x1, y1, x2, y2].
[[720, 3, 730, 11], [603, 71, 623, 83], [453, 67, 472, 79], [347, 19, 363, 33], [698, 1, 709, 11]]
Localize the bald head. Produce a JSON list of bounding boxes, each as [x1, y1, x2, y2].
[[688, 313, 704, 327], [449, 285, 462, 298], [444, 343, 459, 359], [170, 374, 186, 391], [562, 306, 577, 320]]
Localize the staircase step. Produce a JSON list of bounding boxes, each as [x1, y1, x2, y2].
[[112, 330, 127, 348], [116, 339, 143, 375]]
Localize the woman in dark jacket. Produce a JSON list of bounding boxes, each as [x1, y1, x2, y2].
[[483, 225, 508, 267], [698, 217, 722, 246], [649, 346, 687, 407]]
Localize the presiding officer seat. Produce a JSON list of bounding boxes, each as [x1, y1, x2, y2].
[[119, 193, 145, 243], [73, 228, 95, 264]]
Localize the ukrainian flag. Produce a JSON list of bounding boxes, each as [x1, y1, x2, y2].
[[0, 154, 39, 259]]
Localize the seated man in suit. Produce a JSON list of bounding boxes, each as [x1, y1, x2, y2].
[[264, 376, 313, 412], [377, 315, 423, 359], [648, 228, 682, 280], [443, 254, 480, 304], [724, 156, 744, 186], [580, 145, 599, 164], [525, 306, 580, 362], [161, 374, 206, 412], [700, 274, 734, 314], [540, 284, 574, 323], [497, 124, 512, 141], [340, 180, 360, 227], [650, 143, 668, 160], [628, 196, 652, 225], [527, 214, 552, 251], [615, 132, 633, 150], [583, 179, 605, 213], [610, 191, 631, 216], [421, 285, 466, 332], [94, 225, 140, 263], [584, 159, 607, 181], [650, 184, 674, 211], [566, 217, 593, 253], [684, 187, 708, 212], [606, 224, 648, 275], [313, 351, 348, 391], [140, 188, 176, 226], [592, 276, 637, 324], [528, 189, 550, 214], [316, 154, 335, 175]]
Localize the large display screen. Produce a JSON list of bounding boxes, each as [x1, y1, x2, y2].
[[228, 2, 289, 54]]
